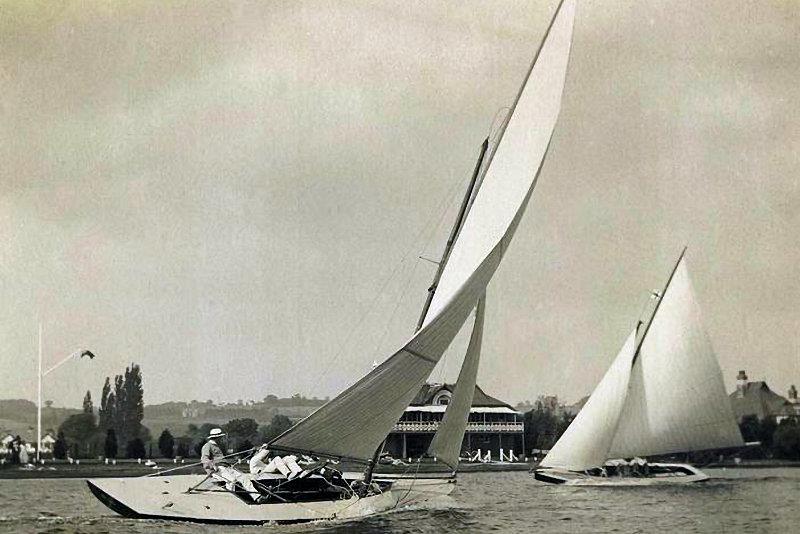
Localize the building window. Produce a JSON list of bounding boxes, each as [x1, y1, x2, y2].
[[433, 391, 452, 406]]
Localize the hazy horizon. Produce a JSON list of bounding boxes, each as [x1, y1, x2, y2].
[[2, 0, 798, 409]]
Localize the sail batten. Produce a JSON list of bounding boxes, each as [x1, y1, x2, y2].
[[269, 0, 576, 463]]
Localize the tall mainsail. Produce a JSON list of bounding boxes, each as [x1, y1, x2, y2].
[[608, 258, 744, 458], [540, 328, 637, 471], [270, 0, 576, 463], [422, 0, 576, 327], [427, 296, 485, 469]]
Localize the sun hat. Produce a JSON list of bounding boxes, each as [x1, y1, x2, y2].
[[208, 428, 226, 439]]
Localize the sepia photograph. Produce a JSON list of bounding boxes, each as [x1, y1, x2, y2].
[[0, 0, 798, 532]]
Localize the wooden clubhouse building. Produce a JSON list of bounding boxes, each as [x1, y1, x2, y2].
[[384, 383, 524, 462]]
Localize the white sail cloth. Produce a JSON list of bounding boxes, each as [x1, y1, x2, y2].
[[270, 0, 575, 463], [542, 258, 744, 471], [609, 260, 744, 458], [422, 0, 576, 328], [540, 328, 636, 471], [427, 296, 485, 469]]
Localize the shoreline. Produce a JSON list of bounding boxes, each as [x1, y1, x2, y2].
[[2, 458, 798, 480]]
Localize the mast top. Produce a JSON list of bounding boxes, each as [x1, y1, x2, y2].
[[632, 245, 687, 363]]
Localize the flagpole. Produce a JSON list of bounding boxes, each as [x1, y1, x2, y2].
[[37, 323, 42, 463]]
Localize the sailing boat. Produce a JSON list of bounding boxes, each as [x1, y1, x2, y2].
[[87, 0, 577, 523], [534, 249, 745, 486]]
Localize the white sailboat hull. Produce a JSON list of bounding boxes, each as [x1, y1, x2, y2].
[[88, 473, 455, 524], [533, 463, 709, 486]]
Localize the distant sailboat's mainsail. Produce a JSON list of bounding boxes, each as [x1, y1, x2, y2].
[[542, 256, 744, 471], [427, 296, 485, 469], [609, 259, 744, 458], [540, 328, 636, 471], [270, 0, 576, 463]]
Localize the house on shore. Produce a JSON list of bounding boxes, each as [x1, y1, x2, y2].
[[384, 384, 524, 462], [730, 370, 798, 422]]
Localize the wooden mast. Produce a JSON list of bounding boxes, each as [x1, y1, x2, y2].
[[415, 137, 489, 331], [632, 245, 688, 363], [364, 138, 490, 486]]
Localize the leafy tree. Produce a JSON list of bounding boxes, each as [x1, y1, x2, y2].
[[260, 414, 293, 442], [53, 431, 68, 459], [123, 364, 145, 443], [237, 439, 254, 453], [523, 401, 562, 452], [104, 428, 118, 459], [98, 377, 112, 430], [59, 413, 97, 457], [224, 418, 259, 449], [127, 438, 146, 459], [759, 417, 777, 451], [113, 374, 126, 444], [175, 436, 193, 458], [774, 420, 800, 459], [158, 430, 175, 458], [83, 391, 93, 414], [739, 415, 760, 442]]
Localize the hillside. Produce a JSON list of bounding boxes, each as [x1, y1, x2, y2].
[[1, 396, 326, 443]]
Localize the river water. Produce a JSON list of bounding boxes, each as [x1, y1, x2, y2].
[[0, 468, 797, 533]]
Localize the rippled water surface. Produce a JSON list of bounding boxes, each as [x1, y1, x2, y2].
[[1, 468, 798, 533]]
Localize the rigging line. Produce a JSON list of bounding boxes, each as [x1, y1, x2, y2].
[[303, 175, 467, 395], [392, 457, 423, 509], [371, 259, 422, 360], [368, 170, 474, 362]]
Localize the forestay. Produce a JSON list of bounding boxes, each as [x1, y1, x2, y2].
[[540, 328, 637, 471], [270, 0, 576, 463], [427, 296, 485, 470], [608, 259, 744, 458]]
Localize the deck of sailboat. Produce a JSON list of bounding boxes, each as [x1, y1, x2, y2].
[[88, 473, 456, 524]]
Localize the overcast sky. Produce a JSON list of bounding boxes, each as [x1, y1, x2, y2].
[[1, 0, 798, 409]]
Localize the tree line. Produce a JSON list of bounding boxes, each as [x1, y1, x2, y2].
[[738, 415, 800, 460], [155, 415, 293, 459], [521, 399, 800, 461], [53, 364, 147, 459]]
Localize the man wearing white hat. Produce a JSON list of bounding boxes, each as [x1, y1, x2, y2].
[[200, 428, 227, 474], [201, 428, 261, 501]]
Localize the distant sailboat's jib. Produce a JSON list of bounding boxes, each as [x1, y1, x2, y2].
[[269, 0, 576, 463], [540, 328, 637, 471]]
